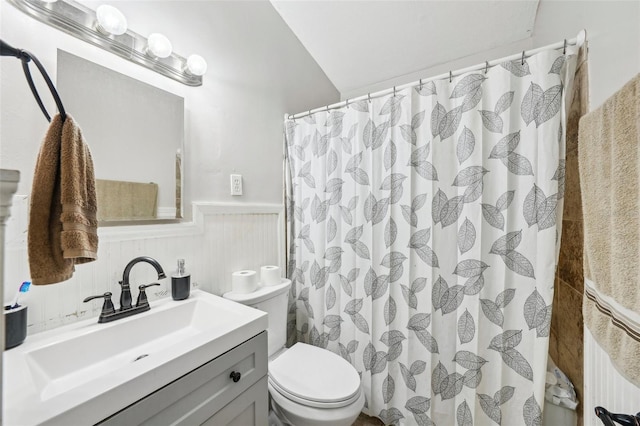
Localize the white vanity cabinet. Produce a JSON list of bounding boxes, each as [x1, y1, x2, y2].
[[98, 332, 268, 426]]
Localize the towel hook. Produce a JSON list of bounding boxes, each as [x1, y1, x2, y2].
[[521, 51, 526, 65], [563, 39, 567, 54], [1, 39, 66, 123], [449, 70, 453, 83], [485, 61, 489, 74]]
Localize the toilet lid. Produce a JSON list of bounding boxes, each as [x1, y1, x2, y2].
[[268, 343, 361, 408]]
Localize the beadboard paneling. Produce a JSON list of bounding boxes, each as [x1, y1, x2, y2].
[[583, 326, 640, 424], [3, 201, 283, 334]]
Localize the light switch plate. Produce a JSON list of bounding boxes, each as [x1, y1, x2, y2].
[[230, 174, 243, 196]]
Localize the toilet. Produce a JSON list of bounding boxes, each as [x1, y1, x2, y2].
[[223, 279, 365, 426]]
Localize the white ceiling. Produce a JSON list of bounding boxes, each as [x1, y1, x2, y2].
[[270, 0, 540, 95]]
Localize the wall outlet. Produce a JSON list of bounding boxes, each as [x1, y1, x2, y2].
[[230, 174, 243, 196]]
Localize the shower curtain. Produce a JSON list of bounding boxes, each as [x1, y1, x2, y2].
[[285, 49, 577, 425]]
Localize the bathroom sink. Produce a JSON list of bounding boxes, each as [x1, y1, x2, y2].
[[3, 289, 267, 425]]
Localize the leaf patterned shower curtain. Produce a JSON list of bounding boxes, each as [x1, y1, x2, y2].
[[285, 50, 577, 425]]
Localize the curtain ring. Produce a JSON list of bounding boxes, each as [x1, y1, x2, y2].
[[563, 39, 567, 54], [345, 98, 349, 108], [449, 71, 453, 83], [326, 105, 330, 114], [419, 79, 423, 90], [485, 61, 489, 74], [393, 86, 397, 97], [308, 110, 311, 117], [368, 93, 371, 103], [521, 51, 526, 65]]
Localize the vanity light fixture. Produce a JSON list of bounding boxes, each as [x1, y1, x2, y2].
[[8, 0, 206, 86], [186, 54, 208, 76], [95, 5, 127, 36]]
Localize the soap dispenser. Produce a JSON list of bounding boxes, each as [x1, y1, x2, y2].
[[171, 259, 191, 300]]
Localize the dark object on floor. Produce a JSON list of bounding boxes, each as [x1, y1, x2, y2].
[[352, 413, 384, 426], [595, 406, 640, 426]]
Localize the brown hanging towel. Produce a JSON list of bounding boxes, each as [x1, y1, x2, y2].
[[28, 114, 98, 285]]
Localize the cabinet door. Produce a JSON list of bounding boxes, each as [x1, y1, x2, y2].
[[202, 376, 268, 426], [99, 332, 267, 426]]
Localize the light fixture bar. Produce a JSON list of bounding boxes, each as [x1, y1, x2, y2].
[[7, 0, 203, 86]]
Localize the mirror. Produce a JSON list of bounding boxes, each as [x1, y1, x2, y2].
[[56, 50, 184, 222]]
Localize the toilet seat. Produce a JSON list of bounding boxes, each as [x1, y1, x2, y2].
[[268, 343, 361, 409], [268, 377, 362, 409], [268, 381, 366, 426]]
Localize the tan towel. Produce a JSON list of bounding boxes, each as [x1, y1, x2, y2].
[[579, 74, 640, 385], [95, 179, 158, 221], [28, 114, 98, 285]]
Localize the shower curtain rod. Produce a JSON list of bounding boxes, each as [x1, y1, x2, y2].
[[288, 29, 587, 120]]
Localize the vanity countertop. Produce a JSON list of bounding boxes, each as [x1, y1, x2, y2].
[[3, 289, 267, 425]]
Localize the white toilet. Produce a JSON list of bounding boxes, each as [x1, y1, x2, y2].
[[224, 279, 365, 426]]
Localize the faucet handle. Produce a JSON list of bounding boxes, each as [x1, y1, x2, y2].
[[135, 283, 161, 308], [83, 292, 116, 317], [139, 283, 161, 289]]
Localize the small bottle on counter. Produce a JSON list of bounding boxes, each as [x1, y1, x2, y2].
[[172, 259, 191, 300]]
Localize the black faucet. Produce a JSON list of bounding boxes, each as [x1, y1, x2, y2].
[[120, 256, 167, 310], [83, 256, 166, 323]]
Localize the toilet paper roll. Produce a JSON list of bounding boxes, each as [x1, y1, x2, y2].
[[260, 265, 281, 286], [232, 270, 258, 293]]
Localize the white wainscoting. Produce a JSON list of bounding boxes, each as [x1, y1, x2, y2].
[[3, 200, 284, 334], [583, 326, 640, 425]]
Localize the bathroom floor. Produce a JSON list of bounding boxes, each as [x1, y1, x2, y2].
[[353, 413, 384, 425]]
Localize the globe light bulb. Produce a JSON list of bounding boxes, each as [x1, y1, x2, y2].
[[147, 33, 172, 58], [96, 5, 127, 36], [186, 54, 207, 76]]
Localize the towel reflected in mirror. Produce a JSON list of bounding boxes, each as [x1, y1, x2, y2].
[[95, 179, 158, 221]]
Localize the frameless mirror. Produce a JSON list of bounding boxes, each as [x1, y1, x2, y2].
[[56, 50, 184, 223]]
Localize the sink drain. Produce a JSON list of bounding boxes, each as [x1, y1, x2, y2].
[[133, 354, 149, 362]]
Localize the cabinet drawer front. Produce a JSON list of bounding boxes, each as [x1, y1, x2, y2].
[[201, 376, 268, 426], [99, 332, 267, 426]]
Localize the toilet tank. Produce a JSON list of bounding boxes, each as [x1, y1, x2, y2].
[[223, 279, 291, 357]]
